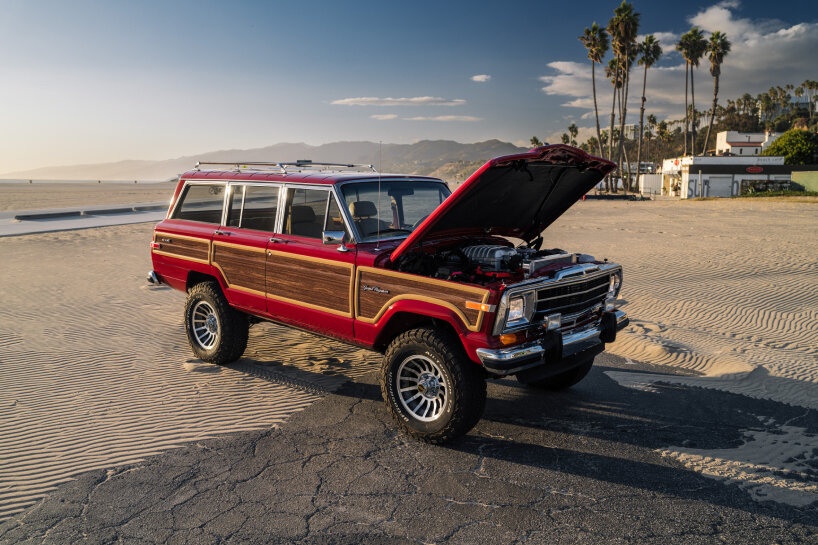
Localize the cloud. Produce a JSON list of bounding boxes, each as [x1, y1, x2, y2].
[[370, 114, 397, 120], [471, 74, 491, 82], [403, 115, 482, 122], [540, 2, 818, 129], [636, 31, 680, 47], [331, 96, 466, 106]]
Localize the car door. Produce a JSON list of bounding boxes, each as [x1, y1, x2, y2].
[[265, 185, 356, 340], [210, 182, 281, 313]]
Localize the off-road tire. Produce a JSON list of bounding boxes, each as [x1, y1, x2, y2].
[[184, 281, 248, 365], [380, 328, 486, 444], [517, 357, 594, 390]]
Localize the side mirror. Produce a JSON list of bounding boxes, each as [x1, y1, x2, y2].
[[322, 230, 345, 245], [322, 230, 350, 252]]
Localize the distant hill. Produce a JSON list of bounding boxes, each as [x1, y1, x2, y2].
[[1, 139, 528, 182]]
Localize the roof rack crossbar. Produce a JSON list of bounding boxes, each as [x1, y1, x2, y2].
[[194, 161, 377, 173]]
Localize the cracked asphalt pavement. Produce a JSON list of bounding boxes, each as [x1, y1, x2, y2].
[[1, 353, 816, 544]]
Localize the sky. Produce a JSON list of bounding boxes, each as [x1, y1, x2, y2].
[[0, 0, 816, 173]]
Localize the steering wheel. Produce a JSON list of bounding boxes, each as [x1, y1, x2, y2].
[[412, 215, 429, 229]]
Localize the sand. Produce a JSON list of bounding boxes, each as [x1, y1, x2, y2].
[[0, 223, 377, 520], [546, 198, 818, 507], [0, 195, 815, 519]]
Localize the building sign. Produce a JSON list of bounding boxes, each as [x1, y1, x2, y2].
[[746, 166, 764, 173]]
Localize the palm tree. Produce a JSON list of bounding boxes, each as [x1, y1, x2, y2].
[[580, 23, 609, 157], [568, 123, 579, 146], [608, 1, 640, 191], [605, 58, 624, 190], [530, 136, 543, 147], [646, 113, 657, 161], [677, 28, 706, 155], [635, 35, 662, 183], [561, 133, 571, 145], [701, 31, 730, 156]]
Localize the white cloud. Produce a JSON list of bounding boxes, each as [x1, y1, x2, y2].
[[331, 96, 466, 106], [636, 31, 680, 47], [370, 114, 397, 120], [403, 115, 482, 122], [540, 2, 818, 130], [471, 74, 491, 82]]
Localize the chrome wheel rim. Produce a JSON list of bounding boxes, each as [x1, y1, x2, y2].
[[191, 301, 219, 350], [396, 355, 447, 422]]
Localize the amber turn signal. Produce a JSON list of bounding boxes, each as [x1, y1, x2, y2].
[[499, 333, 518, 346]]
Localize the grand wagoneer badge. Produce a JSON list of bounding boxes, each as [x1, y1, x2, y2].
[[361, 284, 389, 295]]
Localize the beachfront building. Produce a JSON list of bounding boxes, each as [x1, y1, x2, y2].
[[661, 155, 790, 198], [715, 131, 779, 156]]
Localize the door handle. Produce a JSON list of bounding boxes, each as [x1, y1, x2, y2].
[[214, 230, 231, 236], [269, 237, 289, 244]]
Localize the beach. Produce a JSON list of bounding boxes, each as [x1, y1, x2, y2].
[[0, 188, 816, 522]]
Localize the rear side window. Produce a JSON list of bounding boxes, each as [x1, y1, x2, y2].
[[173, 184, 225, 224], [240, 185, 280, 232], [283, 188, 328, 239]]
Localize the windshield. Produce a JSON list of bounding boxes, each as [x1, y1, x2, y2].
[[341, 180, 450, 241]]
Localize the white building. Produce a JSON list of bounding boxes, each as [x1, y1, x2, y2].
[[715, 131, 779, 156], [661, 155, 788, 199]]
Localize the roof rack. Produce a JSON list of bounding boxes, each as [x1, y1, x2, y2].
[[194, 160, 377, 174]]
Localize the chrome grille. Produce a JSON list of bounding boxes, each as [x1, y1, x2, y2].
[[533, 273, 610, 324]]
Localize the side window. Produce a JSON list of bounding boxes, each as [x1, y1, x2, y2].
[[173, 184, 225, 224], [326, 195, 351, 239], [226, 185, 244, 227], [283, 188, 327, 239], [240, 185, 279, 232]]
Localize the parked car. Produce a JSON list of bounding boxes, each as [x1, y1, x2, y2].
[[149, 145, 627, 443]]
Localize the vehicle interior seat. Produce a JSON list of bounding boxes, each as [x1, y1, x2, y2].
[[349, 201, 380, 237], [289, 205, 322, 238]]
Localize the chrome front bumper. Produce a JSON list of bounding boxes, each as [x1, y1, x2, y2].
[[475, 310, 629, 376]]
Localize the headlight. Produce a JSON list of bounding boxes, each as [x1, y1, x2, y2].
[[506, 292, 535, 328], [609, 272, 621, 296], [508, 296, 526, 322]]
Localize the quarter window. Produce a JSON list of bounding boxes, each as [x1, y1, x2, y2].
[[173, 184, 225, 224]]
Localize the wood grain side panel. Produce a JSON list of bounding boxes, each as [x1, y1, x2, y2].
[[356, 269, 488, 328], [212, 243, 265, 294], [153, 232, 210, 263], [266, 253, 352, 315]]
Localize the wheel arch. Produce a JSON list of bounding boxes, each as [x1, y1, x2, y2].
[[373, 312, 463, 353], [186, 270, 226, 293]]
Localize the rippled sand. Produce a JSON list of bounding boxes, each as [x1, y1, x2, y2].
[[1, 197, 815, 517], [0, 224, 378, 520]]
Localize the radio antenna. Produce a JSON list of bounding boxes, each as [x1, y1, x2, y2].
[[376, 141, 382, 250]]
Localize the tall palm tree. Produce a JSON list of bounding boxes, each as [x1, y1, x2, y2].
[[701, 31, 730, 156], [605, 57, 623, 190], [580, 23, 609, 157], [677, 28, 706, 155], [608, 1, 640, 191], [635, 35, 662, 182]]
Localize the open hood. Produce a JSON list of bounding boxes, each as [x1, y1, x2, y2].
[[390, 145, 616, 262]]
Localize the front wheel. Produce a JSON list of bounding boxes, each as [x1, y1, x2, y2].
[[381, 328, 486, 444], [184, 281, 248, 365]]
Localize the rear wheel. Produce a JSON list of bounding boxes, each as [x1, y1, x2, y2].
[[381, 328, 486, 444], [184, 281, 248, 365], [516, 357, 595, 390]]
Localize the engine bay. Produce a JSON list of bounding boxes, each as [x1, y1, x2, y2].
[[394, 241, 597, 286]]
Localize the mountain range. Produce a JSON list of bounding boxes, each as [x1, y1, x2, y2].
[[1, 140, 528, 182]]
